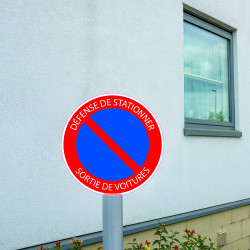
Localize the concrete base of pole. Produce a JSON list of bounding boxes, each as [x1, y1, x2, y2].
[[103, 195, 123, 250]]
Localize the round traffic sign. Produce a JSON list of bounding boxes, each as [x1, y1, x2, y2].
[[62, 94, 163, 195]]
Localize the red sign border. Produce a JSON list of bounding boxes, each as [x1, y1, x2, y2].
[[62, 94, 163, 195]]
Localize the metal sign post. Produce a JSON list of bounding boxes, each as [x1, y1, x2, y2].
[[103, 195, 123, 250]]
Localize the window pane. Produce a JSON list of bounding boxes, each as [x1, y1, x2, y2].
[[184, 22, 229, 122]]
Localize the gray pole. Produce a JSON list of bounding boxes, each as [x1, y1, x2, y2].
[[215, 90, 217, 119], [211, 89, 217, 120], [103, 195, 123, 250]]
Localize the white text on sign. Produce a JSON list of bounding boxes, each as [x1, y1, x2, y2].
[[75, 167, 150, 192], [70, 98, 155, 132]]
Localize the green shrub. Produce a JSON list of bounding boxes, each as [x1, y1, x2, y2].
[[38, 222, 229, 250], [125, 222, 220, 250]]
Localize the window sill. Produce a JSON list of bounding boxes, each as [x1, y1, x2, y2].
[[184, 128, 242, 137]]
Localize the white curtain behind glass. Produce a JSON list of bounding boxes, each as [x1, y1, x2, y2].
[[184, 22, 229, 122]]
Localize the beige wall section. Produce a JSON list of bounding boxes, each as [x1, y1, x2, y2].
[[85, 205, 250, 250]]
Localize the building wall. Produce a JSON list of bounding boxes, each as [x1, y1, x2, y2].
[[86, 205, 250, 250], [0, 0, 250, 249], [123, 205, 250, 250]]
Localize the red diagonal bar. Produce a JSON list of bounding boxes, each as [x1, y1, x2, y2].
[[84, 116, 141, 174]]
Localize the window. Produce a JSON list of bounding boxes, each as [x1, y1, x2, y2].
[[183, 13, 242, 137]]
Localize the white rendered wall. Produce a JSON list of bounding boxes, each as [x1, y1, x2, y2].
[[0, 1, 250, 249]]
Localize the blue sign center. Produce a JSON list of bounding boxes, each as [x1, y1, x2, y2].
[[76, 108, 149, 181]]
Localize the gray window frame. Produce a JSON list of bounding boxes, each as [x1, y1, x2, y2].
[[183, 13, 242, 137]]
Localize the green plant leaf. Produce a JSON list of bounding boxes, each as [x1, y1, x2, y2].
[[154, 231, 161, 236], [161, 235, 167, 243]]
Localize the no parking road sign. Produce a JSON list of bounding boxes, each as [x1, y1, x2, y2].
[[62, 94, 163, 195]]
